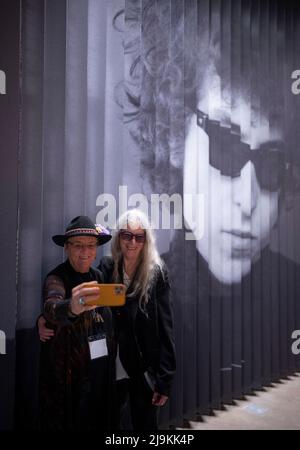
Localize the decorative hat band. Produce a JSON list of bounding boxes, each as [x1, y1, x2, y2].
[[65, 228, 99, 237]]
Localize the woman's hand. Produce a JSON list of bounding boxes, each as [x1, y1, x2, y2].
[[152, 392, 169, 407], [70, 281, 100, 316], [38, 315, 55, 342]]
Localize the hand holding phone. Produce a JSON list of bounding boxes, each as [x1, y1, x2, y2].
[[79, 282, 126, 307]]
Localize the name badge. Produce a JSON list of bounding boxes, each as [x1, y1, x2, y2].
[[88, 333, 108, 359]]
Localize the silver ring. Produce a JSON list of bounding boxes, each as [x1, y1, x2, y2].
[[78, 297, 85, 306]]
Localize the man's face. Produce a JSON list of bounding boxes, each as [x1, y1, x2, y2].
[[184, 99, 283, 284], [65, 236, 98, 273]]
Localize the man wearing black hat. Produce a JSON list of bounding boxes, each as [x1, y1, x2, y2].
[[38, 216, 114, 431]]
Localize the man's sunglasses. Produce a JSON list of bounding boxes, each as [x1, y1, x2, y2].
[[119, 230, 146, 243], [196, 109, 288, 192]]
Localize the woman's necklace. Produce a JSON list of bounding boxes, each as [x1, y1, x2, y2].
[[122, 266, 131, 289]]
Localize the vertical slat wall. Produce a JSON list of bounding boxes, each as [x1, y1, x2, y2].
[[16, 0, 300, 429], [122, 0, 300, 426]]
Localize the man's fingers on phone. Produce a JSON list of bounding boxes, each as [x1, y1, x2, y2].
[[75, 288, 100, 302], [81, 295, 100, 307], [75, 288, 100, 306], [72, 281, 98, 294]]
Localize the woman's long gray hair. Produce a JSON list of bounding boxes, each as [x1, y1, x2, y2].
[[111, 208, 164, 307]]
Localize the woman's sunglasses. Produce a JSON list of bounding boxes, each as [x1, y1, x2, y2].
[[119, 230, 146, 243], [196, 109, 289, 192]]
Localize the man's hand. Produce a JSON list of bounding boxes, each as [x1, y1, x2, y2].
[[152, 392, 169, 406], [70, 281, 100, 316], [38, 316, 55, 342]]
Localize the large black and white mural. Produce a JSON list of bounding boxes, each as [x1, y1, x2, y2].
[[116, 0, 300, 425], [2, 0, 300, 429]]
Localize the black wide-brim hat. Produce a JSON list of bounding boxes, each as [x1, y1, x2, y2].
[[52, 215, 112, 247]]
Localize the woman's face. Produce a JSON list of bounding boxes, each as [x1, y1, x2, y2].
[[119, 225, 146, 263], [183, 100, 282, 284]]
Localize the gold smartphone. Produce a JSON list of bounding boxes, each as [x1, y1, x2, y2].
[[81, 283, 126, 307]]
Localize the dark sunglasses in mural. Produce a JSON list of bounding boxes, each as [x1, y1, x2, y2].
[[119, 230, 146, 243], [196, 109, 288, 192]]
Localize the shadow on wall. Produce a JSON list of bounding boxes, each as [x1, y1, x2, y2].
[[14, 328, 40, 430], [0, 339, 15, 430]]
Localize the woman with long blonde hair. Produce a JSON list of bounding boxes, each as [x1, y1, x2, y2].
[[99, 208, 176, 430]]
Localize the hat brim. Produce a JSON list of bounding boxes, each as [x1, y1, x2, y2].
[[52, 233, 112, 247]]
